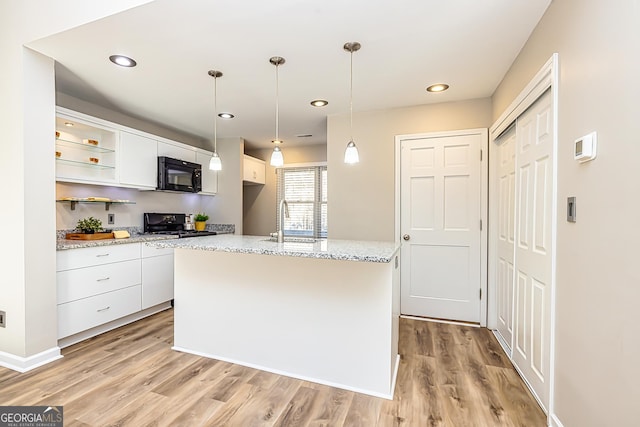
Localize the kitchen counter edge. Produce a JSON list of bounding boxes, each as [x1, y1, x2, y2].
[[147, 234, 399, 263]]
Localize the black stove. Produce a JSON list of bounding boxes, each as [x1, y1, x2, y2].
[[147, 230, 218, 238], [143, 213, 217, 238]]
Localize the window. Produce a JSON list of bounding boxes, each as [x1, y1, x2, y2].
[[276, 165, 327, 238]]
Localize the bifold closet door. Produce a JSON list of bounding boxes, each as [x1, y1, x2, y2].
[[495, 126, 516, 350], [512, 89, 553, 411]]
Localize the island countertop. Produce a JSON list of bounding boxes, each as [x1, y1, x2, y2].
[[148, 234, 399, 263]]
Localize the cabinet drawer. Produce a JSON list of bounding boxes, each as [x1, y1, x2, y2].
[[57, 259, 141, 304], [142, 244, 174, 258], [57, 243, 141, 271], [58, 285, 142, 339]]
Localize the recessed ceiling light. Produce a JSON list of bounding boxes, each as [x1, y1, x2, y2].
[[109, 55, 137, 67], [218, 112, 234, 119], [64, 122, 74, 127], [426, 83, 449, 93], [310, 99, 328, 107], [272, 140, 283, 145]]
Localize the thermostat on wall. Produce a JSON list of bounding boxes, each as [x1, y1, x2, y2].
[[574, 131, 597, 163]]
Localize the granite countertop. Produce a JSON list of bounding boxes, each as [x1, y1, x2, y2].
[[56, 224, 235, 250], [147, 234, 399, 263], [57, 233, 178, 250]]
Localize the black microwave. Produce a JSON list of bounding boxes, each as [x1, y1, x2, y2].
[[157, 156, 202, 193]]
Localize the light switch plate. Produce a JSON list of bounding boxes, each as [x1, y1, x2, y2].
[[567, 197, 576, 222]]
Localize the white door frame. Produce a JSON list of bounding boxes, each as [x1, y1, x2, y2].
[[395, 128, 488, 326], [488, 54, 559, 420]]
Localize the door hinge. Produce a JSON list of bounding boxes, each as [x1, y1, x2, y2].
[[480, 288, 482, 299], [480, 219, 483, 231]]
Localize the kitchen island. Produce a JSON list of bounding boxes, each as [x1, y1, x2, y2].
[[149, 235, 401, 398]]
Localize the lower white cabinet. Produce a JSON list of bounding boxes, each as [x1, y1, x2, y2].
[[57, 259, 141, 304], [141, 245, 174, 309], [58, 285, 142, 339], [56, 242, 174, 342]]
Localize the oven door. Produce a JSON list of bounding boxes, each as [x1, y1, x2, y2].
[[158, 157, 202, 192]]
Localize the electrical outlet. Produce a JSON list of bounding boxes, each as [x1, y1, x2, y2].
[[108, 214, 115, 224], [0, 310, 6, 328]]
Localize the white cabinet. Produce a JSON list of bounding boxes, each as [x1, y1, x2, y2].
[[56, 243, 142, 340], [58, 285, 142, 339], [55, 112, 118, 186], [196, 151, 218, 195], [243, 154, 266, 185], [141, 244, 174, 309], [56, 107, 218, 194], [119, 131, 158, 189], [158, 141, 196, 163]]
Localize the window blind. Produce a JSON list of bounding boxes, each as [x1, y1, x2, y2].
[[276, 165, 327, 238]]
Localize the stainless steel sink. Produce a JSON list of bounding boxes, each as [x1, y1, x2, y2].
[[262, 236, 321, 243]]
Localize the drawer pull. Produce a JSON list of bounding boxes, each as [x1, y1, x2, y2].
[[96, 253, 110, 257], [97, 306, 111, 312], [96, 277, 110, 282]]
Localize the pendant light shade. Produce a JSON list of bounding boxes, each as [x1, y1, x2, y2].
[[209, 152, 222, 170], [344, 140, 359, 164], [343, 42, 361, 164], [270, 146, 284, 167], [269, 56, 286, 167], [208, 70, 223, 171]]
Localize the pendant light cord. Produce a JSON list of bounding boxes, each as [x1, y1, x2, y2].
[[349, 49, 354, 142], [275, 63, 280, 141], [213, 75, 218, 153]]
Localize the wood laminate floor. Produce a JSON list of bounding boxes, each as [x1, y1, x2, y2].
[[0, 309, 546, 426]]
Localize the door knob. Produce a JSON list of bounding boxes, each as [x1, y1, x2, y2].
[[403, 234, 410, 241]]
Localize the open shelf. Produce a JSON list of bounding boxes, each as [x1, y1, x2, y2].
[[55, 158, 116, 170], [56, 199, 136, 211], [55, 137, 115, 154]]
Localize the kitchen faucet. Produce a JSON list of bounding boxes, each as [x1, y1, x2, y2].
[[277, 199, 289, 243]]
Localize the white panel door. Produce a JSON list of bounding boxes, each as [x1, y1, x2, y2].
[[400, 131, 484, 322], [512, 90, 553, 410], [495, 126, 516, 349]]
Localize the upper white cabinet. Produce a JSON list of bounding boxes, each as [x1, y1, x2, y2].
[[196, 150, 218, 195], [55, 107, 217, 195], [119, 131, 158, 190], [157, 141, 196, 163], [55, 113, 118, 185], [243, 154, 266, 185]]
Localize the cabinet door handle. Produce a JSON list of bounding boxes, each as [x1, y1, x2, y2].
[[96, 277, 110, 282], [97, 306, 111, 312], [96, 253, 110, 257]]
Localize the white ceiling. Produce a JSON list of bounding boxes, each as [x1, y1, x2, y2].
[[28, 0, 551, 150]]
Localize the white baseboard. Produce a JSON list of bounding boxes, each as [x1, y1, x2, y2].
[[549, 413, 564, 427], [172, 346, 398, 400], [0, 346, 62, 373]]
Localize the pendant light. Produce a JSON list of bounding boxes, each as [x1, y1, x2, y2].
[[343, 42, 361, 164], [208, 70, 223, 171], [269, 56, 285, 167]]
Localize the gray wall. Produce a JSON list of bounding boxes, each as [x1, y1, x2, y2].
[[327, 98, 493, 241], [492, 0, 640, 425]]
